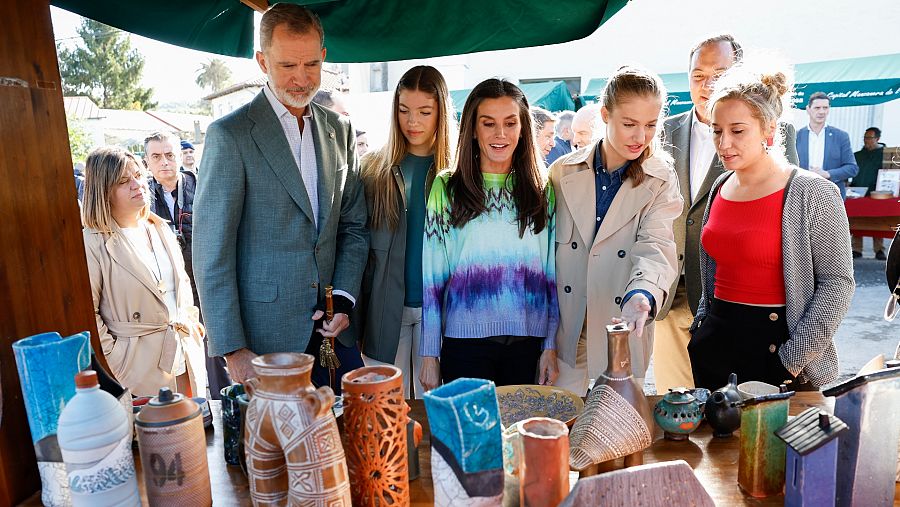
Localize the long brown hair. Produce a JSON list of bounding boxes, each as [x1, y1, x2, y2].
[[448, 78, 548, 237], [601, 66, 669, 186], [361, 65, 454, 230]]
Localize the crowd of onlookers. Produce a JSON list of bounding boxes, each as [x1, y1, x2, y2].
[[78, 4, 882, 404]]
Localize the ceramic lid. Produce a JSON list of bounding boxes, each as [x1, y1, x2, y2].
[[662, 387, 696, 405], [74, 370, 98, 389], [135, 387, 200, 427]]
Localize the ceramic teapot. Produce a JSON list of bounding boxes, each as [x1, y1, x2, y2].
[[653, 387, 704, 440]]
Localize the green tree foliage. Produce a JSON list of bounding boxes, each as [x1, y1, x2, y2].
[[67, 116, 93, 164], [195, 58, 233, 92], [58, 19, 156, 110]]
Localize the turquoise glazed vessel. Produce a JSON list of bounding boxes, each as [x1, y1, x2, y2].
[[653, 387, 704, 440], [424, 378, 503, 505], [13, 331, 92, 506]]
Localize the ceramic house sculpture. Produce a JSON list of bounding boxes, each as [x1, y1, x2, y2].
[[559, 459, 714, 507], [775, 409, 848, 507], [823, 361, 900, 507]]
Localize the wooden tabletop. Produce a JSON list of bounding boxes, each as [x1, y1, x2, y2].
[[20, 392, 900, 506]]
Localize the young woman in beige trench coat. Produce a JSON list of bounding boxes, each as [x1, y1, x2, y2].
[[551, 67, 683, 395], [82, 146, 207, 398]]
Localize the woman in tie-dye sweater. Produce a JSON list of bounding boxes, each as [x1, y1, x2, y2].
[[418, 79, 559, 391]]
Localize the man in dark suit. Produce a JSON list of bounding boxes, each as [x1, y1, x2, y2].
[[796, 92, 858, 198], [193, 4, 368, 391], [654, 34, 800, 392], [546, 110, 575, 164]]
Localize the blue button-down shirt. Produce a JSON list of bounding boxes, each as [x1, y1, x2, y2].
[[593, 144, 656, 315]]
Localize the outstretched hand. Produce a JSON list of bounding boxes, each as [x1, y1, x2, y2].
[[618, 293, 652, 338]]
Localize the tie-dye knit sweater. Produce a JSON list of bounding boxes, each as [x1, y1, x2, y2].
[[420, 171, 559, 357]]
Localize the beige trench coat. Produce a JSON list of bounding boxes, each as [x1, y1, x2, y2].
[[551, 141, 682, 379], [84, 214, 206, 397]]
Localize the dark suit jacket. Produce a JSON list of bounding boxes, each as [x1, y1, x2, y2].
[[658, 108, 799, 317], [796, 125, 858, 198], [193, 91, 369, 356]]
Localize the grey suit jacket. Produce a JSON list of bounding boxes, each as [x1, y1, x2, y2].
[[658, 108, 799, 318], [193, 91, 369, 356]]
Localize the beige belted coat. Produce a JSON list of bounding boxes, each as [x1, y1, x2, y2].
[[84, 214, 206, 397], [551, 141, 682, 380]]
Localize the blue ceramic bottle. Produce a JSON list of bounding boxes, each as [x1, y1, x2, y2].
[[13, 331, 91, 507], [424, 378, 503, 506]]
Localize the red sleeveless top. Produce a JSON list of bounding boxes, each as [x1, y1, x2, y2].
[[701, 188, 786, 305]]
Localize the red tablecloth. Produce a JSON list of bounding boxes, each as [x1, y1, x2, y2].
[[844, 197, 900, 238]]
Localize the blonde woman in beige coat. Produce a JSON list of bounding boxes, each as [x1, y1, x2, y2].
[[82, 146, 206, 398], [551, 67, 682, 395]]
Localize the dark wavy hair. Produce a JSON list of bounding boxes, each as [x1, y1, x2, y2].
[[448, 78, 548, 237]]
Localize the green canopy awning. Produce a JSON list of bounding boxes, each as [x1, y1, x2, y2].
[[450, 80, 576, 114], [51, 0, 628, 62], [583, 53, 900, 115]]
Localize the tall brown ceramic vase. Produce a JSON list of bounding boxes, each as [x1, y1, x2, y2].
[[244, 352, 350, 506], [569, 323, 654, 473], [342, 365, 416, 506], [518, 417, 569, 507]]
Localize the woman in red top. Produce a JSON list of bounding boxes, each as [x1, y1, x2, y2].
[[688, 63, 854, 390]]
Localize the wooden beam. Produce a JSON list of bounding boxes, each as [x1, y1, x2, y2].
[[239, 0, 269, 13], [0, 0, 101, 504]]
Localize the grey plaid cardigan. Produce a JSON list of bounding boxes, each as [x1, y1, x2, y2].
[[693, 169, 855, 388]]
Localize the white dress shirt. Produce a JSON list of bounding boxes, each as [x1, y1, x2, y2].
[[263, 84, 319, 227], [689, 110, 717, 203], [807, 124, 827, 170]]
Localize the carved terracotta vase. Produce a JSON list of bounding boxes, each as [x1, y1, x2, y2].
[[341, 365, 421, 506], [569, 323, 653, 472], [244, 352, 351, 506], [423, 378, 504, 506], [135, 387, 212, 506], [518, 417, 569, 507], [12, 331, 91, 506]]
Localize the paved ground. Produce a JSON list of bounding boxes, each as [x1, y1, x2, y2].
[[643, 237, 899, 394]]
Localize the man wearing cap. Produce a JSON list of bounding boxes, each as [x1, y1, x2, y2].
[[180, 140, 197, 173]]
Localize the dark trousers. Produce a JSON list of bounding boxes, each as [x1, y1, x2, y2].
[[440, 336, 543, 386], [305, 332, 364, 396], [205, 337, 232, 400], [688, 298, 798, 391]]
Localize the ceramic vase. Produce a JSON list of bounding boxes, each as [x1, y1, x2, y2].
[[423, 378, 503, 506], [823, 361, 900, 506], [220, 384, 248, 467], [737, 386, 794, 498], [518, 417, 569, 507], [135, 387, 211, 506], [704, 373, 742, 438], [568, 323, 653, 472], [58, 371, 140, 506], [244, 352, 350, 506], [341, 365, 418, 506], [13, 331, 92, 506]]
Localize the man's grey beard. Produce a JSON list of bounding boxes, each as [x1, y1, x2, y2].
[[271, 79, 318, 110]]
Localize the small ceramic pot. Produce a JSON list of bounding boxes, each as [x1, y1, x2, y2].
[[705, 373, 742, 438], [220, 384, 246, 467], [653, 388, 703, 440]]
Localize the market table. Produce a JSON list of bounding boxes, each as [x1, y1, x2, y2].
[[20, 392, 900, 506], [845, 196, 900, 239]]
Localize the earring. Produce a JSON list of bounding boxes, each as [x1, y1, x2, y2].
[[761, 140, 768, 152], [766, 136, 774, 147]]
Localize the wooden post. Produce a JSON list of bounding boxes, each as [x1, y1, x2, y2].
[[0, 0, 101, 504]]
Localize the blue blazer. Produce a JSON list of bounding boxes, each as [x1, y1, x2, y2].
[[796, 125, 859, 197]]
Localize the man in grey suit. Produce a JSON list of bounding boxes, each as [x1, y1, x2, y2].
[[796, 92, 858, 199], [193, 3, 368, 389], [653, 34, 800, 392]]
